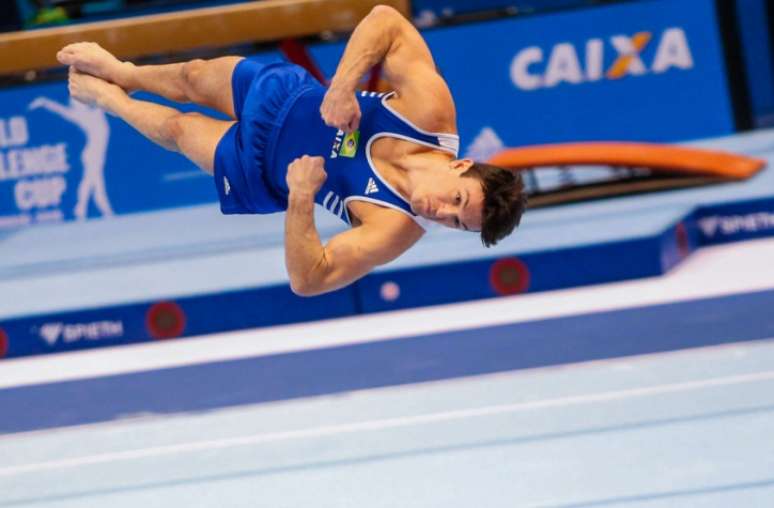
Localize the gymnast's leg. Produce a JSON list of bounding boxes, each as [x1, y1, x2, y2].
[[57, 42, 242, 119], [67, 68, 233, 175]]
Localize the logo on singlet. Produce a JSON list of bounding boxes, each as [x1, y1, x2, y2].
[[331, 129, 360, 159], [365, 178, 379, 195], [223, 177, 231, 196]]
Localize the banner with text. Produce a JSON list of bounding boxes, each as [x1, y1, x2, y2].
[[0, 52, 282, 230], [311, 0, 735, 161]]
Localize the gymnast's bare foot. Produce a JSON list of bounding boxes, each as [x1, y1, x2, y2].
[[67, 67, 127, 113], [57, 42, 135, 91]]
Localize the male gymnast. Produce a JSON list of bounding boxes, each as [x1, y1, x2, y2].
[[57, 5, 526, 296]]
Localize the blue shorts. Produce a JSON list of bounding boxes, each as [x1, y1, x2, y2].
[[213, 59, 317, 214]]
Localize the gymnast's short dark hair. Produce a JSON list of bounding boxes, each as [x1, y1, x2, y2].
[[462, 162, 527, 247]]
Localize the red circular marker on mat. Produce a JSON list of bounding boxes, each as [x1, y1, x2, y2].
[[0, 329, 8, 358], [490, 258, 530, 296], [146, 302, 186, 340], [676, 223, 690, 258]]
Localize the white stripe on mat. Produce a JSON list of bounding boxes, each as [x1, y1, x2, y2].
[[2, 369, 774, 477]]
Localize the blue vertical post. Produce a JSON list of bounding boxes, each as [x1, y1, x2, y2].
[[735, 0, 774, 127]]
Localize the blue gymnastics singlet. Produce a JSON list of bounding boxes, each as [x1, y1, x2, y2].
[[214, 61, 460, 228], [273, 87, 460, 227]]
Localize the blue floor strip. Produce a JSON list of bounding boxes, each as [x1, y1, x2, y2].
[[2, 288, 774, 435]]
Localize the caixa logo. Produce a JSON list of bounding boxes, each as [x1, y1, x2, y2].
[[37, 320, 124, 346], [511, 27, 693, 91]]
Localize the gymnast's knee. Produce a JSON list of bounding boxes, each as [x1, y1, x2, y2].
[[180, 59, 208, 101], [161, 112, 203, 151]]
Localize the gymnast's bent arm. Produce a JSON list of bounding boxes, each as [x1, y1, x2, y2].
[[320, 4, 456, 133], [284, 156, 421, 296]]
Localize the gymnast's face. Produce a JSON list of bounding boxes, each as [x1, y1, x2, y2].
[[409, 159, 484, 232]]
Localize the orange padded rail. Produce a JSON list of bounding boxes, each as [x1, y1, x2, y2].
[[0, 0, 409, 75], [487, 142, 766, 180]]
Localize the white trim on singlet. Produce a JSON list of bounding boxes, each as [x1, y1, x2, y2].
[[328, 95, 460, 231], [344, 195, 427, 230], [323, 190, 348, 222], [380, 92, 460, 156]]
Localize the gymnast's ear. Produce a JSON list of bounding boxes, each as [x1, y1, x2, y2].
[[450, 158, 474, 172]]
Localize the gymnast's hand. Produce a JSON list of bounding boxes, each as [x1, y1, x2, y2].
[[320, 84, 361, 133], [287, 155, 328, 197]]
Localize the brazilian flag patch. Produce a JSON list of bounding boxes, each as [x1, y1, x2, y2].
[[339, 131, 360, 158]]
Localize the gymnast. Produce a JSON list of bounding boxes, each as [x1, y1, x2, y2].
[[58, 4, 526, 296]]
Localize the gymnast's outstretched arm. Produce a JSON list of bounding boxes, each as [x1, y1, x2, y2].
[[320, 4, 456, 133]]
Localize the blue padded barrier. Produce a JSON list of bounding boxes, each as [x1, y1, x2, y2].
[[0, 284, 357, 359], [355, 208, 695, 313], [694, 196, 774, 246]]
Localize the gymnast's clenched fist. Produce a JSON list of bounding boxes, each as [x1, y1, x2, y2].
[[320, 84, 361, 134], [286, 155, 328, 196]]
